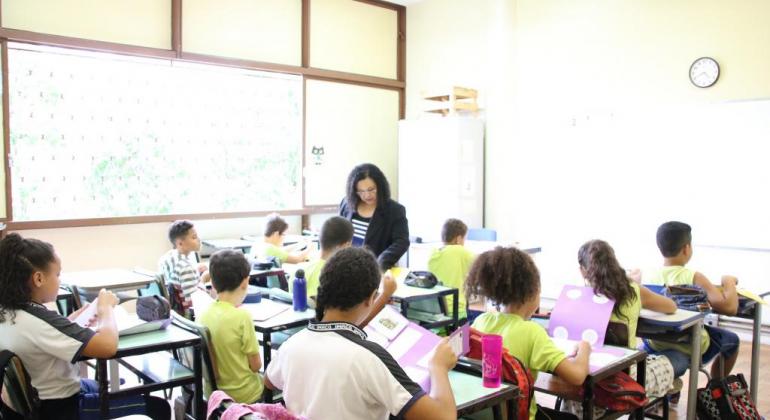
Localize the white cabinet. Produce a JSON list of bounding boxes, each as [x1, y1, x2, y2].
[[398, 117, 484, 243]]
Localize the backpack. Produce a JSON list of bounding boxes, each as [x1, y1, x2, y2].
[[467, 328, 533, 420], [136, 295, 171, 322], [696, 373, 761, 420], [664, 284, 711, 312], [0, 350, 39, 420], [586, 371, 648, 412]]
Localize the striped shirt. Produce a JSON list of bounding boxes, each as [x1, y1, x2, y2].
[[351, 213, 371, 248], [158, 249, 201, 303]]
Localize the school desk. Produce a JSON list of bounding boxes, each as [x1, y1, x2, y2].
[[390, 269, 461, 330], [61, 268, 156, 293], [201, 238, 254, 257], [451, 364, 519, 419], [78, 324, 203, 419], [637, 309, 705, 420]]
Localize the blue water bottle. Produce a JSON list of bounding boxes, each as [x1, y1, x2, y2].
[[292, 269, 308, 312]]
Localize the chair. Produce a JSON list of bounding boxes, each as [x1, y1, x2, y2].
[[0, 350, 39, 420], [170, 312, 218, 417], [466, 228, 497, 241]]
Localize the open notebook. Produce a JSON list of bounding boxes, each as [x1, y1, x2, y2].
[[364, 305, 469, 392], [74, 298, 170, 336]]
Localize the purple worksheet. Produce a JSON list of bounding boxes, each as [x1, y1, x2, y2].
[[548, 285, 615, 347]]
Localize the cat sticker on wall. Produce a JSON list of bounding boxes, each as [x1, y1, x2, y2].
[[311, 145, 325, 166]]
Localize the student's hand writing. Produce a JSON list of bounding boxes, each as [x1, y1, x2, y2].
[[96, 289, 119, 316], [381, 272, 397, 296], [428, 337, 457, 373]]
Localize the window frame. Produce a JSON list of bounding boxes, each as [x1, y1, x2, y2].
[[0, 0, 405, 229]]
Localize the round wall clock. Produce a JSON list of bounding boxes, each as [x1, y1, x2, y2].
[[689, 57, 720, 88]]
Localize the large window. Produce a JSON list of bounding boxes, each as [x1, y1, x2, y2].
[[8, 44, 302, 221]]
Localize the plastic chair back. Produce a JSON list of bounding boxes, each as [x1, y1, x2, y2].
[[466, 228, 497, 241]]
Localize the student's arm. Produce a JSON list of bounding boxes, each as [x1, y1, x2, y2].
[[639, 285, 677, 314], [81, 289, 119, 359], [359, 273, 398, 328], [553, 341, 591, 386], [404, 338, 457, 420], [693, 272, 738, 315], [283, 248, 310, 264], [247, 353, 262, 373]]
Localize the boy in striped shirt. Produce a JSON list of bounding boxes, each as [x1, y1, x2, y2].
[[158, 220, 208, 308]]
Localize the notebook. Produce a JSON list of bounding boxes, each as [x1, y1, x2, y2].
[[74, 299, 170, 336], [365, 305, 469, 392]]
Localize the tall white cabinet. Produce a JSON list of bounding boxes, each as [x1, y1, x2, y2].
[[398, 117, 485, 243]]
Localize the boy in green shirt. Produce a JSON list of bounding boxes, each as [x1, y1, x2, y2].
[[261, 214, 310, 265], [427, 218, 475, 320], [200, 250, 264, 403], [305, 216, 354, 299]]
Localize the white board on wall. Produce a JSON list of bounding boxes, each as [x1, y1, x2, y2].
[[304, 80, 400, 206]]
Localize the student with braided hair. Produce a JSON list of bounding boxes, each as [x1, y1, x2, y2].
[[0, 233, 170, 420], [265, 247, 457, 420]]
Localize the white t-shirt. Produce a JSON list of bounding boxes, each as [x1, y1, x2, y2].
[[266, 321, 425, 420], [0, 302, 95, 399]]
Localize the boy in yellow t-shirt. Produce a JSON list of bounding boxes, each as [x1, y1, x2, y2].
[[200, 250, 264, 403], [428, 218, 475, 320], [261, 214, 310, 266], [304, 216, 354, 299]]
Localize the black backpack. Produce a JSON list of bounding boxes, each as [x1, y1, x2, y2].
[[136, 295, 171, 322], [0, 350, 39, 420]]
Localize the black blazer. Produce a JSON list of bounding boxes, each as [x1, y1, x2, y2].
[[339, 198, 410, 270]]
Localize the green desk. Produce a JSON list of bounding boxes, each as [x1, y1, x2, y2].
[[451, 367, 519, 419], [79, 325, 203, 419]]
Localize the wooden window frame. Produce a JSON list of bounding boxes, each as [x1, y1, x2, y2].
[[0, 0, 406, 229]]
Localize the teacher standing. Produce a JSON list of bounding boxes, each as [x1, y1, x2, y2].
[[339, 163, 410, 270]]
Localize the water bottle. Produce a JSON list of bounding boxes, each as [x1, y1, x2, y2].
[[292, 269, 308, 312]]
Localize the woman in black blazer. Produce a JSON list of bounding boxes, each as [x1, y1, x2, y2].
[[339, 163, 409, 270]]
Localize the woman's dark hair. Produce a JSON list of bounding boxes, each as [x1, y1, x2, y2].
[[578, 239, 637, 321], [209, 249, 251, 293], [0, 233, 57, 323], [315, 247, 381, 321], [345, 163, 391, 210], [464, 247, 540, 308]]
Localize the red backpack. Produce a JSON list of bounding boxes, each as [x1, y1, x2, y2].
[[588, 371, 648, 412], [468, 328, 533, 420]]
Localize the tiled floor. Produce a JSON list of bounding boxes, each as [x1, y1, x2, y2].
[[537, 339, 769, 419]]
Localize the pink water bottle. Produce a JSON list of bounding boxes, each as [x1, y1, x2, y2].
[[482, 335, 503, 388]]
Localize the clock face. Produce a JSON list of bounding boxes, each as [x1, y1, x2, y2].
[[689, 57, 719, 88]]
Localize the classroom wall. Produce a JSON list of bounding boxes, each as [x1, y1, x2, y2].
[[3, 0, 386, 269], [406, 0, 770, 302]]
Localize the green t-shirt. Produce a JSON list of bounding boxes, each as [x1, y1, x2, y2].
[[200, 300, 264, 403], [473, 312, 566, 420], [644, 265, 710, 356], [265, 243, 290, 265], [609, 283, 642, 348], [428, 244, 475, 319], [303, 258, 325, 298]]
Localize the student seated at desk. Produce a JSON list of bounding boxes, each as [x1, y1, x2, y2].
[[427, 218, 476, 321], [576, 240, 678, 399], [159, 220, 210, 309], [0, 234, 170, 420], [466, 247, 590, 420], [642, 221, 740, 381], [259, 214, 309, 265], [199, 250, 264, 403], [304, 216, 353, 300], [265, 247, 457, 420]]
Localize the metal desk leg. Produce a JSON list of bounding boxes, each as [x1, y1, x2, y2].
[[582, 377, 594, 420], [750, 304, 761, 402], [636, 358, 647, 420], [452, 290, 459, 330], [98, 358, 109, 418], [193, 344, 203, 420], [686, 320, 702, 420], [262, 331, 273, 402], [492, 404, 502, 420], [109, 359, 120, 392]]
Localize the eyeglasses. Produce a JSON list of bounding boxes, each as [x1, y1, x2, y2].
[[356, 187, 377, 196]]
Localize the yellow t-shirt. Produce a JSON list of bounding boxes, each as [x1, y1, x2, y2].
[[473, 312, 566, 420], [644, 265, 710, 356], [303, 258, 325, 298], [427, 244, 475, 319], [200, 300, 264, 403], [608, 283, 642, 348], [265, 244, 289, 265]]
